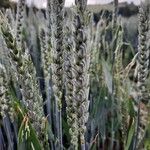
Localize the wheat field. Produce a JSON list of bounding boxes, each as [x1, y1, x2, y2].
[[0, 0, 150, 150]]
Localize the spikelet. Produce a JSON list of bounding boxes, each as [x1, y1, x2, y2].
[[134, 3, 150, 148], [5, 9, 15, 32], [73, 0, 90, 147], [64, 25, 78, 149], [0, 64, 15, 122]]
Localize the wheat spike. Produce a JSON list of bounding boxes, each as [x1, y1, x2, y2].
[[134, 3, 150, 149], [0, 64, 15, 122], [73, 0, 90, 148], [51, 0, 65, 148], [64, 25, 78, 149], [1, 11, 47, 147], [15, 0, 26, 49]]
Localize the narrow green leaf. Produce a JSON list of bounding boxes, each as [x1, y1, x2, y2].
[[125, 120, 135, 150]]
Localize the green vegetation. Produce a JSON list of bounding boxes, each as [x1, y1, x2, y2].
[[0, 0, 150, 150]]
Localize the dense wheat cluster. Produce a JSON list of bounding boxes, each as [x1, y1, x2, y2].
[[0, 0, 150, 150]]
